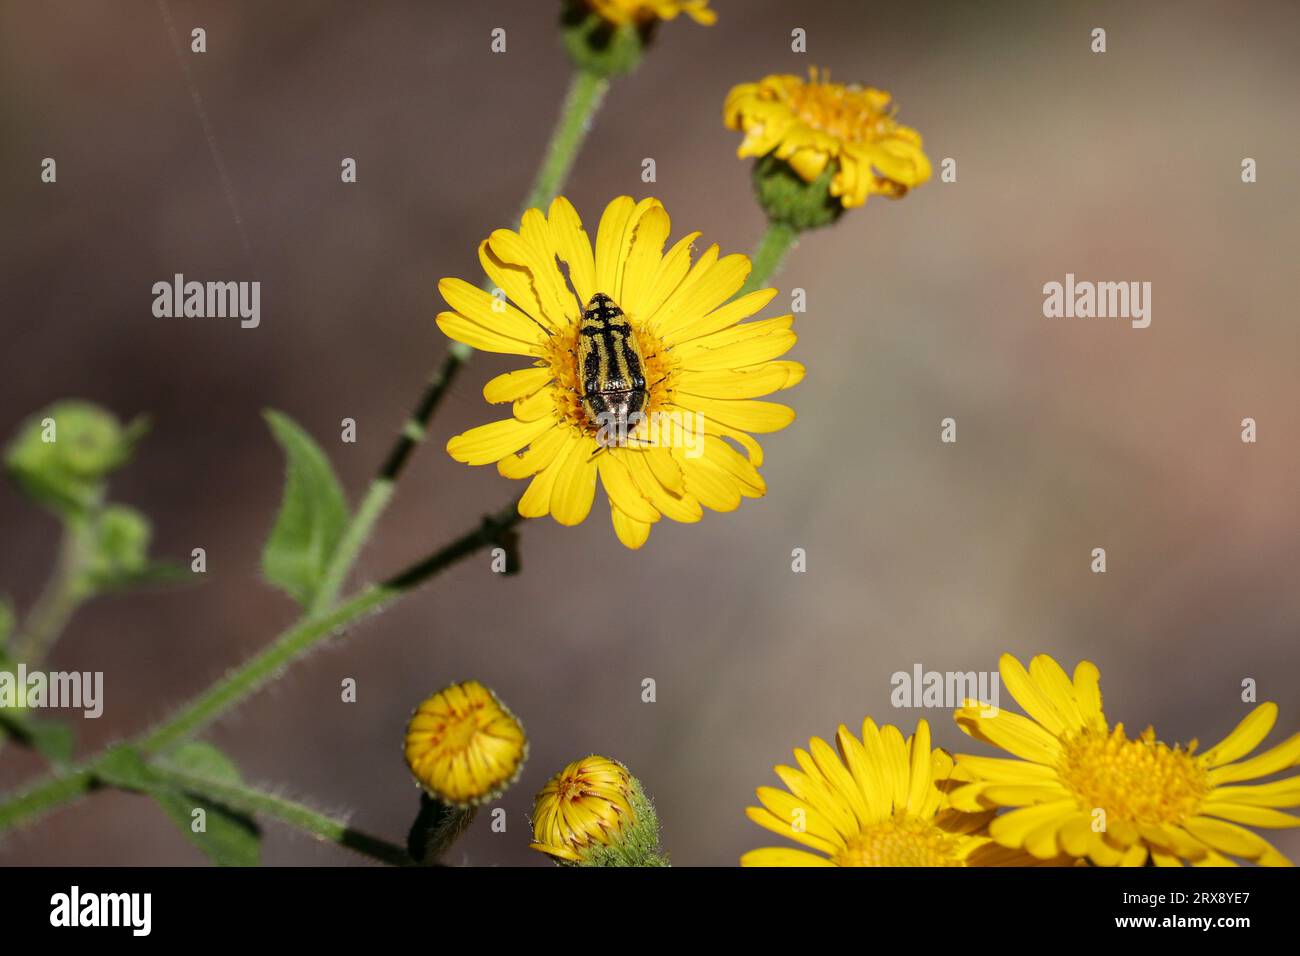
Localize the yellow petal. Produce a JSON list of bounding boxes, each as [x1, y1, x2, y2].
[[497, 424, 569, 479], [745, 804, 839, 855], [610, 506, 652, 549], [676, 364, 797, 401], [999, 654, 1068, 737], [1202, 703, 1278, 768], [677, 452, 742, 513], [1204, 777, 1300, 808], [519, 432, 582, 517], [1072, 660, 1106, 728], [446, 417, 554, 466], [549, 435, 599, 526], [638, 230, 702, 324], [1196, 804, 1300, 829], [740, 847, 835, 867], [674, 327, 798, 372], [1183, 816, 1278, 860], [435, 310, 543, 356], [1208, 731, 1300, 785], [597, 452, 659, 523], [988, 801, 1078, 849], [547, 197, 596, 305], [659, 287, 778, 344], [619, 204, 671, 320], [483, 366, 552, 404], [954, 707, 1062, 765], [680, 396, 795, 434], [1029, 654, 1087, 732]]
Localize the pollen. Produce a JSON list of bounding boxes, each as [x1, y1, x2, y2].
[[833, 816, 968, 868], [1057, 724, 1209, 826], [784, 68, 897, 145]]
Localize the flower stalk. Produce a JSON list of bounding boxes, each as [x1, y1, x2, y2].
[[0, 498, 524, 836], [307, 68, 609, 616], [149, 764, 412, 867]]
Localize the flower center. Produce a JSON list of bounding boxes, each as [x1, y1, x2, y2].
[[785, 70, 896, 145], [1057, 725, 1209, 825], [432, 700, 491, 755], [833, 816, 967, 867], [543, 303, 673, 435]]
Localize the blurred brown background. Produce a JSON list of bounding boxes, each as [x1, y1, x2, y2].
[[1, 0, 1298, 866]]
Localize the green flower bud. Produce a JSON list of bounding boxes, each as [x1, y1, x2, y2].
[[559, 2, 648, 78], [5, 401, 146, 518], [82, 506, 152, 591], [751, 153, 845, 232]]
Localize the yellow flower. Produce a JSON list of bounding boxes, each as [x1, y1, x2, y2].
[[403, 680, 527, 807], [437, 196, 803, 549], [953, 653, 1300, 867], [586, 0, 716, 26], [529, 755, 637, 862], [742, 718, 1059, 866], [724, 68, 931, 208]]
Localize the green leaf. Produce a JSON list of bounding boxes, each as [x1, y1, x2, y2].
[[151, 789, 261, 867], [166, 741, 243, 782], [261, 411, 349, 608], [99, 741, 262, 866], [94, 744, 155, 791], [0, 710, 75, 765], [156, 742, 260, 866]]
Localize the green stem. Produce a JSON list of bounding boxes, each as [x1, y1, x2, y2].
[[10, 523, 90, 665], [307, 68, 608, 614], [738, 220, 800, 297], [150, 764, 411, 867], [0, 499, 522, 836], [520, 68, 610, 214], [0, 765, 95, 832], [142, 499, 523, 755]]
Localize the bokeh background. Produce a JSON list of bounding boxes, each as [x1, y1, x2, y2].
[[2, 0, 1298, 866]]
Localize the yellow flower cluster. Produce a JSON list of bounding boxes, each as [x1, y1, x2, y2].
[[745, 654, 1300, 867]]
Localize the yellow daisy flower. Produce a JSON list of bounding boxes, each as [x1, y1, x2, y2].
[[437, 196, 803, 550], [403, 680, 527, 807], [529, 755, 637, 862], [742, 718, 1059, 866], [586, 0, 716, 26], [724, 68, 931, 208], [953, 653, 1300, 867]]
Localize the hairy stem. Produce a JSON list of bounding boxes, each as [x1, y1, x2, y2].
[[150, 764, 412, 866], [308, 68, 608, 614], [738, 219, 800, 297], [0, 498, 524, 837], [142, 499, 524, 755], [0, 765, 95, 832], [9, 522, 89, 665]]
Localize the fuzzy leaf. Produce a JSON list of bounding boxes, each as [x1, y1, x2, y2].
[[151, 742, 261, 867], [260, 410, 349, 608]]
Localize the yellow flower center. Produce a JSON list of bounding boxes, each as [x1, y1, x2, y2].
[[543, 302, 674, 436], [834, 816, 967, 867], [1057, 725, 1209, 825], [784, 70, 896, 145]]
